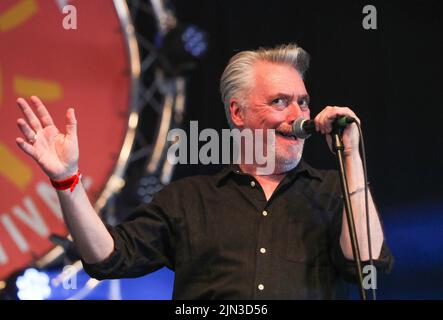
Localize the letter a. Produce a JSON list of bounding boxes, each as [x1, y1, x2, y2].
[[63, 5, 77, 30], [363, 265, 377, 290], [362, 5, 377, 30]]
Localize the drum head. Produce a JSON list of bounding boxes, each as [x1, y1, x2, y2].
[[0, 0, 136, 281]]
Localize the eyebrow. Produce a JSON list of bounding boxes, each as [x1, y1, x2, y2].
[[268, 93, 310, 102], [298, 94, 310, 103]]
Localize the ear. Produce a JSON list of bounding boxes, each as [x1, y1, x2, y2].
[[229, 99, 245, 128]]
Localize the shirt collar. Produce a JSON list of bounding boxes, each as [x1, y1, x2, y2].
[[214, 159, 323, 186]]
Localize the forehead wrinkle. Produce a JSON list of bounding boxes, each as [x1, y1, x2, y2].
[[251, 61, 306, 99]]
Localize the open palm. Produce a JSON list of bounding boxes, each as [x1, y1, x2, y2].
[[16, 96, 79, 180]]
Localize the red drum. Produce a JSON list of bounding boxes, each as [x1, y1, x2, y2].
[[0, 0, 137, 280]]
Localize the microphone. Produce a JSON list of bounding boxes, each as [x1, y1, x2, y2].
[[292, 116, 355, 139], [49, 234, 80, 262]]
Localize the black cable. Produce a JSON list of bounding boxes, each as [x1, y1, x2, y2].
[[355, 121, 376, 300]]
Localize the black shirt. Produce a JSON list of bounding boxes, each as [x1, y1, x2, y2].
[[83, 160, 393, 299]]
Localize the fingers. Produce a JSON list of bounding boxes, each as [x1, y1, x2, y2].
[[16, 98, 43, 133], [31, 96, 55, 127], [316, 108, 334, 134], [17, 118, 37, 143], [16, 96, 76, 140], [15, 137, 35, 158], [314, 106, 360, 134], [65, 108, 77, 137], [315, 107, 334, 134]]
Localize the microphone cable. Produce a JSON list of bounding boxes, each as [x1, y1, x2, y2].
[[355, 121, 376, 300]]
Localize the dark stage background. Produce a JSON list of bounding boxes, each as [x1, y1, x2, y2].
[[167, 0, 443, 298], [1, 0, 441, 300], [172, 0, 443, 207]]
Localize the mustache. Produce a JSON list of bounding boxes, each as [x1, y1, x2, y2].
[[275, 123, 294, 136]]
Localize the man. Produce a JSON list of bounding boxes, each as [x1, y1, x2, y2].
[[15, 43, 392, 299]]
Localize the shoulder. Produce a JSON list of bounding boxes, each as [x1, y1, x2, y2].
[[298, 161, 342, 202], [151, 170, 221, 204], [126, 174, 214, 220], [164, 173, 216, 191], [301, 160, 339, 184]]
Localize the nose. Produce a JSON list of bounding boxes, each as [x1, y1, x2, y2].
[[287, 101, 303, 123]]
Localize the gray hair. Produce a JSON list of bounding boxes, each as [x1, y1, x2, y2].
[[220, 43, 310, 128]]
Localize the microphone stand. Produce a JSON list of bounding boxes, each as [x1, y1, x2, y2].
[[331, 124, 366, 300]]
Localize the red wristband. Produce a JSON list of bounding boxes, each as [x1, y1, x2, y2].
[[50, 170, 82, 192]]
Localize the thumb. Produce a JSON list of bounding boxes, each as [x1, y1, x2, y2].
[[65, 108, 77, 137]]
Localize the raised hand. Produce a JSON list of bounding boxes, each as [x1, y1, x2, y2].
[[15, 96, 79, 180]]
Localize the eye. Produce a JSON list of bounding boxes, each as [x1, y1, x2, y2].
[[298, 98, 310, 110], [271, 97, 288, 107]]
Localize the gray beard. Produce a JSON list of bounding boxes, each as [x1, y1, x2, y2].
[[273, 143, 304, 174], [273, 156, 301, 174]]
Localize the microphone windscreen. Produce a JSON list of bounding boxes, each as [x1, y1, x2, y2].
[[292, 117, 313, 139]]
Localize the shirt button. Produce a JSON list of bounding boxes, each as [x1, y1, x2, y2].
[[262, 210, 268, 216], [258, 284, 264, 291], [260, 248, 266, 254], [250, 181, 256, 187]]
